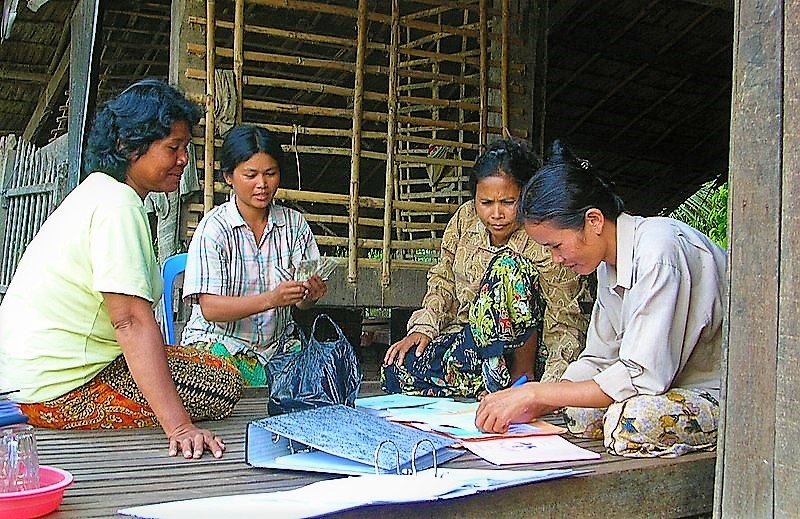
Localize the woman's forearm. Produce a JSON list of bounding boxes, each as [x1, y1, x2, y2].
[[198, 293, 270, 322], [534, 379, 614, 409], [104, 293, 192, 437]]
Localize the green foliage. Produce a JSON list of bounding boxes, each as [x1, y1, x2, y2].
[[668, 181, 728, 248]]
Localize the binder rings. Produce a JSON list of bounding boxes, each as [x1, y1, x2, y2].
[[245, 404, 464, 476]]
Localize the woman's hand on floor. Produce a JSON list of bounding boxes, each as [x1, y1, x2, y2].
[[383, 332, 431, 367], [167, 423, 226, 459]]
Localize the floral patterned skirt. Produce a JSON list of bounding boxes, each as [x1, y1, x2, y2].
[[20, 346, 244, 429], [563, 388, 719, 457], [381, 252, 544, 398]]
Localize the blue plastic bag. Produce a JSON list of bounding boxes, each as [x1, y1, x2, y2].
[[266, 314, 362, 416]]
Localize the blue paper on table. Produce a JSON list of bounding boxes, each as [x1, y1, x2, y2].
[[355, 394, 451, 410], [246, 404, 464, 476], [0, 399, 28, 427]]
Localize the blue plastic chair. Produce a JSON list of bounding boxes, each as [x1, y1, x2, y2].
[[161, 253, 188, 345]]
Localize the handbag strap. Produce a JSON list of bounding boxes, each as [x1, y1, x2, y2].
[[310, 313, 346, 342], [276, 319, 307, 352]]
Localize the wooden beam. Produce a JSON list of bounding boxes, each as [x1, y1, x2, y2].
[[547, 0, 660, 103], [0, 68, 49, 83], [531, 0, 548, 157], [555, 29, 732, 81], [23, 44, 70, 142], [680, 0, 733, 10], [776, 0, 800, 514], [715, 0, 782, 516], [547, 0, 584, 31], [67, 0, 100, 192]]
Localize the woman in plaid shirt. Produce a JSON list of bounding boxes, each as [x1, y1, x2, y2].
[[181, 125, 327, 386]]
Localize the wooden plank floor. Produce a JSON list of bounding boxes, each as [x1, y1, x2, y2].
[[36, 384, 715, 518]]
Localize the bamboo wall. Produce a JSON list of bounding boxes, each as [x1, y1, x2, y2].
[[177, 0, 532, 286], [0, 134, 68, 297]]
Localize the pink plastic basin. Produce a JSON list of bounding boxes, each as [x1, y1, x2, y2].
[[0, 466, 73, 519]]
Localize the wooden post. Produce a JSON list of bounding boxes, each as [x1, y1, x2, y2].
[[348, 0, 367, 285], [776, 1, 800, 514], [67, 0, 100, 192], [715, 0, 795, 517], [478, 0, 488, 147], [233, 0, 244, 124], [500, 0, 509, 131], [530, 0, 548, 158], [382, 0, 400, 287], [204, 0, 216, 213]]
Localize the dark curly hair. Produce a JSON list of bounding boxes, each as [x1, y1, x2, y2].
[[519, 139, 624, 229], [469, 137, 540, 197], [84, 79, 202, 181]]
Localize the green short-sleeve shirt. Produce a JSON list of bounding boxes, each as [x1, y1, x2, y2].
[[0, 173, 163, 402]]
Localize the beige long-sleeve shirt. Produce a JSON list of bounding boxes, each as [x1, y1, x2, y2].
[[562, 213, 726, 401], [407, 201, 588, 382]]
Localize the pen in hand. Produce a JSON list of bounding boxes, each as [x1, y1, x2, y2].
[[511, 374, 528, 388]]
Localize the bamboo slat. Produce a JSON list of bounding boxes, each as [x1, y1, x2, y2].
[[303, 213, 446, 231], [247, 0, 493, 40], [397, 134, 479, 151], [233, 0, 244, 124], [197, 186, 460, 214], [188, 16, 517, 68], [187, 43, 511, 91], [349, 0, 368, 284], [203, 0, 216, 214], [382, 0, 400, 286], [501, 0, 510, 130], [0, 136, 65, 292], [315, 235, 441, 251], [478, 0, 488, 146], [189, 120, 386, 141]]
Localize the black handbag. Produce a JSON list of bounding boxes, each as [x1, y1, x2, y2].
[[265, 314, 362, 416]]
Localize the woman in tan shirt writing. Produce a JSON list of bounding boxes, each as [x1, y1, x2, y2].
[[382, 138, 587, 398]]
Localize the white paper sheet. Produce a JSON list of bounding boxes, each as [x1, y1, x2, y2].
[[463, 435, 602, 465], [380, 400, 565, 439], [119, 467, 583, 519]]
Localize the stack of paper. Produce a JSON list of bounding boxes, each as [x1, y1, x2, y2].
[[119, 467, 586, 519], [358, 394, 565, 440], [355, 393, 601, 465]]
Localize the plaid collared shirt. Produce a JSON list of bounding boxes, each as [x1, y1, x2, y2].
[[181, 200, 320, 359]]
